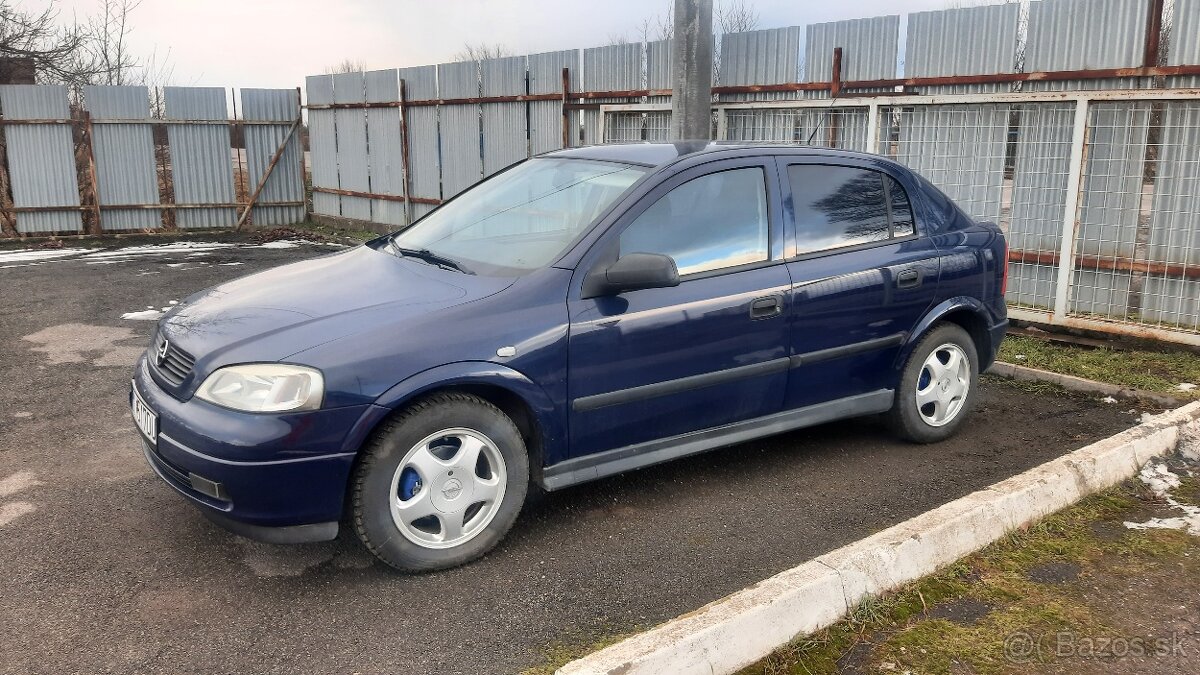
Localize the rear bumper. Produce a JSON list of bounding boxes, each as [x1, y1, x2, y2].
[[983, 318, 1009, 370]]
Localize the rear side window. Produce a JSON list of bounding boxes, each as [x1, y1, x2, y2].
[[888, 176, 915, 237], [620, 167, 769, 276], [787, 165, 915, 255]]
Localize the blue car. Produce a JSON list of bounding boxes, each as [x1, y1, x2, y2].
[[131, 142, 1007, 571]]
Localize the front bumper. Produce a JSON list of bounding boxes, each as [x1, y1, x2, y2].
[[133, 356, 387, 542]]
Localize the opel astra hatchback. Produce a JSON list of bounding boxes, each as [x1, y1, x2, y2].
[[132, 142, 1008, 571]]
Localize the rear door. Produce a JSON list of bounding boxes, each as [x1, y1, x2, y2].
[[779, 159, 941, 409], [566, 157, 792, 459]]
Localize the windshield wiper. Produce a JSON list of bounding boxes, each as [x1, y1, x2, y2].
[[387, 239, 473, 274]]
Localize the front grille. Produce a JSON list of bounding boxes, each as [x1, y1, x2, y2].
[[150, 331, 196, 386]]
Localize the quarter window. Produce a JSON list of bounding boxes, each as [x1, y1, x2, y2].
[[619, 167, 769, 276], [888, 175, 915, 238], [788, 165, 915, 255]]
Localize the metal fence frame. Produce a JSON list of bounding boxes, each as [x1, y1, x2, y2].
[[600, 88, 1200, 347], [0, 86, 304, 236]]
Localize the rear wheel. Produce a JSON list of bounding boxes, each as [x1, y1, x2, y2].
[[351, 393, 529, 572], [887, 323, 979, 443]]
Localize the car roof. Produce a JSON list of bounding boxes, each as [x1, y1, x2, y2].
[[542, 141, 884, 169]]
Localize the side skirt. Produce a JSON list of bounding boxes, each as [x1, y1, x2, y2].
[[541, 389, 895, 491]]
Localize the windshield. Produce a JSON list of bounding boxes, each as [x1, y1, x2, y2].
[[390, 158, 648, 275]]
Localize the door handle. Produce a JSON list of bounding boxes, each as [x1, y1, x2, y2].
[[749, 294, 783, 319], [896, 268, 922, 289]]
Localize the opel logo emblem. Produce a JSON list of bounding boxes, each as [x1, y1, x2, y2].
[[441, 478, 463, 500], [155, 339, 170, 366]]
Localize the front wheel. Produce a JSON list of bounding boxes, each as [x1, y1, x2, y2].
[[351, 393, 529, 572], [887, 323, 979, 443]]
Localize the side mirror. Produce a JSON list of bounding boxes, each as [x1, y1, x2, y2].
[[582, 252, 680, 298]]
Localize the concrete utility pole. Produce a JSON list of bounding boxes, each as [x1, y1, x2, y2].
[[669, 0, 714, 141]]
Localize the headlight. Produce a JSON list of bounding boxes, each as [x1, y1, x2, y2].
[[195, 364, 324, 413]]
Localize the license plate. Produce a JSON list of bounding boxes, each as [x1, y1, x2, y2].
[[131, 383, 158, 444]]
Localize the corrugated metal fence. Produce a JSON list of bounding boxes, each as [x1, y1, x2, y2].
[[0, 85, 303, 235], [308, 0, 1197, 222]]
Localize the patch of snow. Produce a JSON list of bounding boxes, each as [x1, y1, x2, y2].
[[1180, 421, 1200, 462], [1178, 383, 1197, 392], [1014, 354, 1026, 360], [82, 242, 237, 259], [168, 300, 178, 305], [258, 240, 302, 249], [1125, 459, 1200, 537], [1101, 395, 1118, 403], [1138, 462, 1181, 493], [121, 310, 163, 320], [220, 262, 244, 266], [0, 247, 99, 264]]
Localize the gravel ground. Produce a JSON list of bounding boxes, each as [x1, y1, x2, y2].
[[0, 238, 1149, 674]]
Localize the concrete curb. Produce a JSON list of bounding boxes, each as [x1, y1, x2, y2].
[[557, 401, 1200, 675], [988, 361, 1186, 408]]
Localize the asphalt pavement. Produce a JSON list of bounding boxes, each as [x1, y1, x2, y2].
[[0, 236, 1148, 674]]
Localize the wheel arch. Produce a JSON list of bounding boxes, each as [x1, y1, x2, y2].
[[366, 362, 562, 484], [902, 298, 997, 372]]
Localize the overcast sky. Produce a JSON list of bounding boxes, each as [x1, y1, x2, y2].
[[36, 0, 957, 90]]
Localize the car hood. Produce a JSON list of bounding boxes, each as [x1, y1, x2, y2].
[[160, 245, 515, 372]]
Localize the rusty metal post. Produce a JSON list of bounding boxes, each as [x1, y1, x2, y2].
[[231, 87, 247, 204], [82, 111, 103, 234], [561, 67, 571, 148], [295, 86, 308, 221], [399, 78, 414, 225], [235, 116, 301, 231], [1144, 0, 1164, 67], [831, 47, 843, 98], [826, 48, 844, 147]]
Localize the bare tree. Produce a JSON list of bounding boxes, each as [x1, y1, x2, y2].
[[0, 1, 97, 84], [609, 3, 673, 45], [454, 43, 510, 62], [1, 0, 173, 92], [324, 58, 366, 74], [86, 0, 140, 85], [716, 0, 759, 34]]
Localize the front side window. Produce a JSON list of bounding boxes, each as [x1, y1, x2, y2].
[[619, 167, 769, 276], [788, 165, 915, 256], [392, 158, 647, 275]]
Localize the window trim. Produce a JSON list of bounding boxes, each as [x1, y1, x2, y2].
[[883, 173, 916, 239], [780, 161, 920, 261]]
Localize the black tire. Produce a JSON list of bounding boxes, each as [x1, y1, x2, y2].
[[887, 323, 979, 443], [351, 392, 529, 572]]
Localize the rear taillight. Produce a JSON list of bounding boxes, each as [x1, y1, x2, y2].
[[1000, 241, 1009, 296]]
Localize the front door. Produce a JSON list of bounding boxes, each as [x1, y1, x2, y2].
[[566, 158, 792, 459]]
